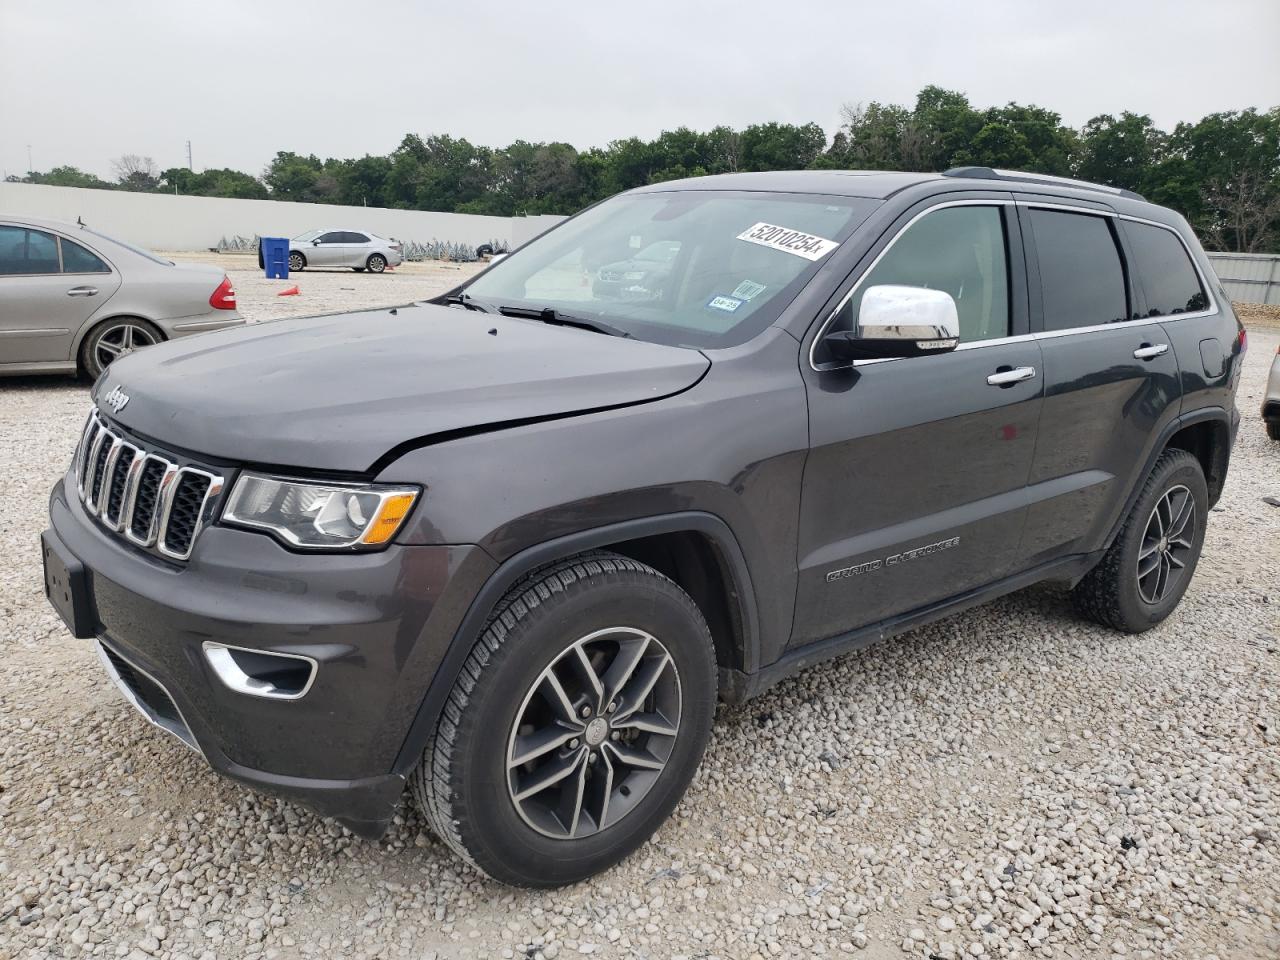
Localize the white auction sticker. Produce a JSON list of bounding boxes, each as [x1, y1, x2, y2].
[[736, 222, 839, 261]]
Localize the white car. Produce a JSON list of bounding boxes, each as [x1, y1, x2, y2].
[[286, 229, 404, 274]]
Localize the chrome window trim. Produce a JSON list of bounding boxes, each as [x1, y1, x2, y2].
[[809, 199, 1015, 372], [809, 199, 1220, 373]]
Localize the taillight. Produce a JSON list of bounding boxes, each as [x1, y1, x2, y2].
[[210, 275, 236, 311]]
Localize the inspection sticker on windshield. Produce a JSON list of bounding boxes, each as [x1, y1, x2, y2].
[[732, 279, 767, 300], [736, 222, 839, 261], [706, 295, 743, 313]]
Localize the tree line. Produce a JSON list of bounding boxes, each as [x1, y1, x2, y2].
[[11, 86, 1280, 253]]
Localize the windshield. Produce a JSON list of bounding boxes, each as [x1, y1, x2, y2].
[[83, 226, 171, 265], [293, 229, 324, 242], [462, 190, 877, 348]]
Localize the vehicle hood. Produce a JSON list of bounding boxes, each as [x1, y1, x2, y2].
[[95, 302, 710, 473]]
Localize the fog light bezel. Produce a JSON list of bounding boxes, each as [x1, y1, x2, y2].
[[201, 641, 318, 701]]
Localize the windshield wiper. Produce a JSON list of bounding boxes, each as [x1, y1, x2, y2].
[[497, 305, 631, 338], [442, 292, 491, 313]]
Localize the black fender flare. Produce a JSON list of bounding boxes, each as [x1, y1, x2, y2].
[[1101, 404, 1233, 554], [390, 511, 760, 775]]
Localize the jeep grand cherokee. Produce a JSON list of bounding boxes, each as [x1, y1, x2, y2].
[[42, 167, 1245, 886]]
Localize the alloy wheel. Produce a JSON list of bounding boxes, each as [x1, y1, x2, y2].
[[289, 253, 304, 272], [506, 627, 681, 840], [1136, 484, 1195, 604], [94, 322, 157, 372]]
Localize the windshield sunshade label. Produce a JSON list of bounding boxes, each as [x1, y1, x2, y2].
[[736, 223, 839, 261], [732, 279, 767, 300]]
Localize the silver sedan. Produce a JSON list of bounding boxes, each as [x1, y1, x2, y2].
[[287, 228, 404, 273], [0, 216, 244, 379]]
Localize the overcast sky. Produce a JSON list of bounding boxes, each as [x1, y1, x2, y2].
[[2, 0, 1278, 181]]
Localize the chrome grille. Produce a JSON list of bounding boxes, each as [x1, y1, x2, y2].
[[73, 411, 224, 561]]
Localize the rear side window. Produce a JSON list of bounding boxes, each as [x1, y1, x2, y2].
[[1124, 222, 1208, 316], [345, 232, 370, 243], [0, 226, 60, 275], [1028, 209, 1128, 330], [832, 205, 1010, 343], [60, 238, 110, 273]]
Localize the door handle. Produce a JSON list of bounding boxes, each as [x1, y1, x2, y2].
[[67, 286, 98, 297], [1133, 343, 1169, 360], [987, 366, 1037, 386]]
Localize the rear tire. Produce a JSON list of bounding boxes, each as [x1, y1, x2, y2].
[[1267, 421, 1280, 442], [366, 254, 387, 274], [79, 317, 164, 380], [410, 551, 717, 886], [1072, 449, 1207, 632]]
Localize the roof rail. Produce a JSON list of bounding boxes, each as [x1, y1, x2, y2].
[[942, 166, 1146, 202]]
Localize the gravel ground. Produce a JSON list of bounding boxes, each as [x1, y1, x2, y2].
[[163, 252, 486, 322], [0, 288, 1276, 959]]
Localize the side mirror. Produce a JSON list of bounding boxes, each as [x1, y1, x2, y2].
[[312, 239, 321, 246], [823, 285, 960, 361]]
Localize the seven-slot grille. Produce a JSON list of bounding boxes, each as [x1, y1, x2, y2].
[[74, 410, 223, 561]]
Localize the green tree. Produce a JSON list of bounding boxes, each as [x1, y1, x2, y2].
[[27, 166, 115, 189], [1075, 112, 1165, 193], [738, 122, 827, 171]]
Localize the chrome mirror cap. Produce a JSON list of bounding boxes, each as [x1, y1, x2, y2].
[[857, 285, 960, 344]]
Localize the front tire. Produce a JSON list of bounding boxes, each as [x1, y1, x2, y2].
[[1267, 421, 1280, 442], [410, 552, 717, 886], [366, 254, 387, 273], [80, 317, 163, 380], [1072, 449, 1207, 632], [288, 251, 306, 273]]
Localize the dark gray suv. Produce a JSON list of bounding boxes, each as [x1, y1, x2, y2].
[[42, 168, 1246, 886]]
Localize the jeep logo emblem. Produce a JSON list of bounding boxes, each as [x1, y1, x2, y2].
[[103, 385, 130, 414]]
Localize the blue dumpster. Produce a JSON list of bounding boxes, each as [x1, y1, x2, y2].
[[261, 237, 289, 279]]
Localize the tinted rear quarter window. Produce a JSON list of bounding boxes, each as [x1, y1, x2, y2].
[[1029, 209, 1128, 331], [60, 238, 110, 273], [1124, 222, 1208, 316]]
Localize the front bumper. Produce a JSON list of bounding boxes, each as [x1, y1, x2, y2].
[[47, 476, 494, 836]]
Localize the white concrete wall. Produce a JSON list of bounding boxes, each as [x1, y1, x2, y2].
[[0, 182, 564, 253]]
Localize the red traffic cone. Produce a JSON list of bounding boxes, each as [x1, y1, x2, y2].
[[277, 285, 300, 297]]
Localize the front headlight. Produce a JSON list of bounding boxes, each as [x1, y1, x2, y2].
[[222, 474, 419, 550]]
